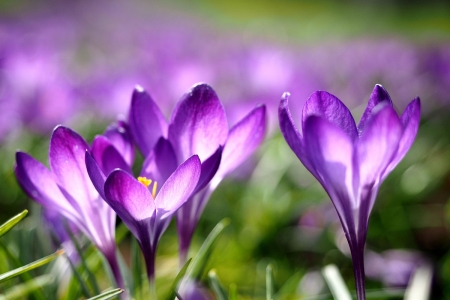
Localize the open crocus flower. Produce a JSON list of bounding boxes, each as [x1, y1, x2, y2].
[[86, 146, 201, 282], [129, 83, 266, 262], [14, 126, 124, 288], [278, 84, 421, 300]]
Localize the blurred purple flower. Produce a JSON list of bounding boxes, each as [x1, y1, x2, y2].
[[128, 83, 266, 262], [86, 148, 201, 282], [279, 84, 421, 300], [43, 208, 80, 264], [180, 280, 214, 300], [1, 1, 448, 144], [14, 126, 124, 288], [365, 249, 429, 288]]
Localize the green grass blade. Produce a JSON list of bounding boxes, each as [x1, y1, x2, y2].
[[164, 258, 192, 300], [115, 222, 129, 244], [0, 274, 54, 300], [86, 288, 124, 300], [208, 269, 228, 300], [0, 249, 64, 283], [64, 222, 101, 295], [229, 283, 237, 300], [274, 271, 301, 299], [65, 250, 93, 299], [322, 264, 352, 300], [131, 237, 143, 299], [186, 218, 230, 280], [0, 210, 28, 237], [0, 239, 47, 300], [266, 264, 274, 300]]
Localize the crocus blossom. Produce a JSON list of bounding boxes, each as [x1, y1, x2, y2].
[[14, 125, 125, 288], [86, 146, 201, 282], [365, 249, 429, 287], [278, 84, 421, 300], [128, 83, 266, 262]]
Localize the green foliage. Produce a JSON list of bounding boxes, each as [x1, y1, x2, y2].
[[0, 275, 54, 300], [208, 270, 228, 300], [0, 210, 28, 237], [0, 250, 63, 284], [266, 264, 274, 300], [86, 288, 124, 300], [185, 218, 230, 280], [164, 259, 191, 300]]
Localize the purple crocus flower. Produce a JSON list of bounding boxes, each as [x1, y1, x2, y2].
[[128, 83, 266, 262], [365, 249, 429, 288], [86, 145, 201, 282], [14, 125, 124, 288], [278, 84, 421, 300]]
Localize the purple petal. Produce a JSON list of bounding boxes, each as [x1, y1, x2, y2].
[[356, 105, 403, 189], [356, 106, 403, 229], [141, 137, 178, 190], [104, 169, 155, 223], [195, 146, 222, 193], [383, 97, 421, 179], [216, 105, 266, 180], [302, 91, 358, 141], [358, 84, 393, 134], [15, 151, 79, 222], [128, 86, 168, 156], [278, 93, 316, 176], [155, 155, 201, 219], [49, 126, 98, 204], [168, 83, 228, 162], [92, 135, 132, 175], [303, 116, 356, 222], [103, 120, 135, 166], [177, 187, 213, 259], [85, 151, 106, 199]]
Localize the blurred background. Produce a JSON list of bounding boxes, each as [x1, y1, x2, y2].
[[1, 0, 450, 299]]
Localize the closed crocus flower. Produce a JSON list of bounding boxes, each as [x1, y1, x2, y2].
[[278, 84, 421, 300], [15, 126, 125, 288], [128, 83, 266, 263], [86, 145, 201, 284]]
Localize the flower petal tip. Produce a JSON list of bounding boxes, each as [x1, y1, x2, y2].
[[51, 125, 85, 143], [373, 84, 389, 96], [191, 154, 201, 165], [15, 151, 27, 163], [374, 83, 384, 90], [52, 124, 68, 134], [409, 97, 421, 114], [191, 82, 211, 90], [280, 92, 291, 110], [134, 84, 145, 93], [371, 84, 392, 103], [281, 92, 290, 102]]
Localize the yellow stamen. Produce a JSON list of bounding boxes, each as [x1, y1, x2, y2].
[[138, 177, 152, 188], [152, 181, 158, 199], [137, 176, 158, 198]]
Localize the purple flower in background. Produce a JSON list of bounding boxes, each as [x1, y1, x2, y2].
[[86, 147, 201, 282], [180, 280, 213, 300], [43, 208, 80, 264], [14, 126, 124, 288], [365, 249, 429, 287], [279, 85, 421, 300], [128, 83, 266, 262]]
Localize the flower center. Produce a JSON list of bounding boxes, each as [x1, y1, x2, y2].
[[137, 176, 158, 198]]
